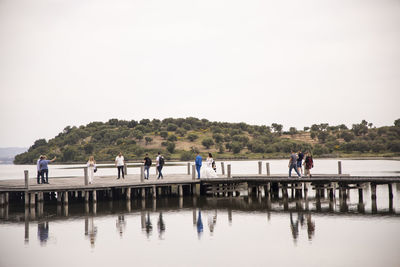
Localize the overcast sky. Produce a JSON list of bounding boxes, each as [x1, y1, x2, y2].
[[0, 0, 399, 147]]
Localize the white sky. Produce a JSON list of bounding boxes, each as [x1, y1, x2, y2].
[[0, 0, 399, 147]]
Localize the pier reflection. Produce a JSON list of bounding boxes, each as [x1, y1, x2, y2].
[[2, 191, 398, 246]]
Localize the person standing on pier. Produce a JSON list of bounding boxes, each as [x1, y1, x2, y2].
[[39, 155, 57, 184], [36, 155, 42, 184], [297, 150, 304, 176], [87, 156, 96, 184], [156, 152, 164, 179], [115, 152, 125, 179], [143, 153, 152, 180], [195, 152, 202, 179], [288, 151, 301, 178], [304, 152, 314, 178]]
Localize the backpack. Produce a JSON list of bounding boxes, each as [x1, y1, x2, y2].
[[145, 157, 152, 166], [212, 160, 216, 170], [159, 157, 165, 166]]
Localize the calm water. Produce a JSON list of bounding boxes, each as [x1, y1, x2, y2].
[[0, 160, 399, 267]]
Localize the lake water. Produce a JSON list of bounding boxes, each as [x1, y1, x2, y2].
[[0, 159, 399, 267]]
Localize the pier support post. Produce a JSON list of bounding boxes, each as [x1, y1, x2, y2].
[[221, 162, 225, 175], [370, 183, 377, 200], [85, 191, 89, 202], [192, 165, 196, 180], [0, 194, 4, 206], [124, 163, 128, 175], [126, 188, 131, 200], [92, 191, 97, 202], [84, 167, 89, 185], [63, 192, 68, 205], [30, 193, 35, 206], [227, 164, 231, 178], [141, 188, 146, 198], [358, 188, 363, 203], [5, 193, 8, 204], [24, 192, 29, 206], [266, 163, 270, 176], [57, 192, 62, 204], [38, 192, 44, 202], [152, 186, 156, 199], [338, 161, 342, 175], [178, 185, 183, 197], [24, 170, 29, 189], [258, 161, 262, 175], [187, 162, 191, 175], [140, 166, 144, 182]]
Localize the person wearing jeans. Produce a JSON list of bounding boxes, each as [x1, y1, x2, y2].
[[195, 153, 202, 179], [288, 151, 301, 178], [143, 153, 152, 180], [156, 152, 164, 179], [115, 152, 125, 179], [39, 155, 57, 184]]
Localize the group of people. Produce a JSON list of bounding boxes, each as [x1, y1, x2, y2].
[[36, 155, 57, 184], [142, 152, 165, 180], [288, 150, 314, 178], [195, 152, 218, 179]]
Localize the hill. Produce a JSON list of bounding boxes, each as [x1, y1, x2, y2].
[[0, 147, 27, 164], [14, 118, 400, 164]]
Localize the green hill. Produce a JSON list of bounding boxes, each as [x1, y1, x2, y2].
[[14, 118, 400, 164]]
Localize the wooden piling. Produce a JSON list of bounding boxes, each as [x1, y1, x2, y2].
[[338, 161, 342, 175], [84, 167, 89, 185], [358, 188, 363, 203], [227, 164, 231, 178], [266, 162, 270, 176], [124, 163, 128, 175], [192, 165, 196, 180], [152, 186, 156, 199], [370, 183, 377, 200], [187, 162, 191, 175], [92, 190, 97, 202], [63, 191, 69, 205], [30, 192, 35, 206], [140, 166, 144, 182], [178, 185, 183, 197], [126, 188, 131, 200], [85, 191, 89, 202], [0, 194, 4, 206], [221, 162, 225, 175], [24, 192, 29, 206], [24, 170, 29, 189], [141, 188, 146, 198], [57, 192, 62, 203], [258, 161, 262, 175]]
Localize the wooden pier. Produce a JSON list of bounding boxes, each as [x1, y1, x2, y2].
[[0, 161, 398, 210]]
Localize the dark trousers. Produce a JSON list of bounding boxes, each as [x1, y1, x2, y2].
[[196, 165, 201, 179], [40, 169, 49, 183], [117, 166, 125, 178], [157, 166, 163, 179], [37, 171, 41, 184], [289, 164, 301, 177]]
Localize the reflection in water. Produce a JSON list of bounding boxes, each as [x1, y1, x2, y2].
[[37, 221, 49, 245], [196, 210, 203, 238], [85, 217, 97, 247], [116, 215, 126, 237], [145, 212, 152, 238], [208, 210, 217, 234], [157, 212, 166, 239], [290, 212, 315, 243]]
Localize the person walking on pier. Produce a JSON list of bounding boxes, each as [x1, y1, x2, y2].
[[288, 151, 301, 178], [156, 152, 164, 179], [39, 155, 57, 184], [195, 152, 202, 179], [143, 153, 152, 179], [115, 152, 125, 179], [87, 156, 96, 184], [297, 150, 304, 176], [304, 152, 314, 178]]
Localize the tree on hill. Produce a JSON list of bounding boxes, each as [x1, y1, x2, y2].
[[202, 138, 214, 149]]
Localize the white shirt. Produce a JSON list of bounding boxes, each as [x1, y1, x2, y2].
[[37, 159, 41, 171], [156, 155, 160, 166], [115, 156, 124, 166]]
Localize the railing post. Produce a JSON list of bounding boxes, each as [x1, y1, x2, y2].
[[187, 162, 191, 175], [221, 162, 225, 175], [258, 161, 262, 175], [266, 162, 270, 176], [124, 163, 128, 175], [338, 161, 342, 175], [227, 164, 231, 178], [84, 167, 88, 185], [140, 165, 144, 182], [192, 165, 196, 180], [24, 170, 29, 189]]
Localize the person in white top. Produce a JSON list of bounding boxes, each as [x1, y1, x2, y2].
[[115, 152, 125, 179], [87, 156, 96, 184], [201, 153, 218, 178]]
